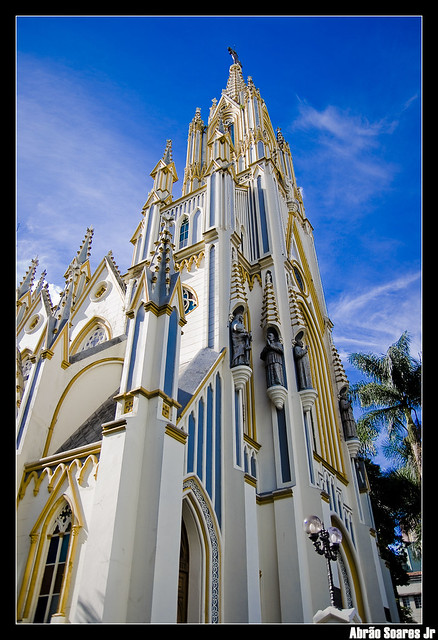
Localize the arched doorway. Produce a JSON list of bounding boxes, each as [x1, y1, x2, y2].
[[177, 522, 189, 623]]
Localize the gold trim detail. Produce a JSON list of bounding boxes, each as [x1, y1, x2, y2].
[[256, 487, 293, 504], [244, 473, 257, 488], [165, 423, 188, 444]]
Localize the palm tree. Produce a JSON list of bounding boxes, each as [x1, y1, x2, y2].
[[348, 332, 422, 558], [348, 331, 421, 480]]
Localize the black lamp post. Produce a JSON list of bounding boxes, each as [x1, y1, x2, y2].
[[303, 515, 343, 609]]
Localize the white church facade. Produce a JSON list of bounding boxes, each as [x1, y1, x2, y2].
[[16, 53, 399, 624]]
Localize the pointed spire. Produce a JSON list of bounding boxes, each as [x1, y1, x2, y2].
[[162, 139, 173, 164], [223, 59, 247, 103], [17, 257, 39, 299], [260, 270, 281, 331], [150, 140, 178, 201], [76, 226, 94, 265], [287, 273, 306, 330], [229, 248, 248, 311], [64, 227, 94, 279], [32, 269, 47, 299], [147, 212, 178, 302], [46, 278, 74, 348]]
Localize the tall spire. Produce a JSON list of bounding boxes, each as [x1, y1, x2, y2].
[[150, 140, 178, 202], [224, 48, 246, 103], [64, 227, 94, 279], [147, 212, 179, 303], [17, 257, 39, 300]]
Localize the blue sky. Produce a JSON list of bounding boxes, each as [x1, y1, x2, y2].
[[16, 15, 422, 392]]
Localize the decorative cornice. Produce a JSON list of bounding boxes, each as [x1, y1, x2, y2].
[[256, 487, 293, 504], [165, 423, 188, 444], [114, 386, 182, 409]]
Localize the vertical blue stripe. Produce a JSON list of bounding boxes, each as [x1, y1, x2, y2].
[[16, 358, 42, 448], [277, 407, 291, 483], [215, 374, 222, 526], [249, 188, 260, 260], [164, 309, 178, 397], [126, 304, 144, 391], [208, 246, 215, 348], [303, 412, 315, 485], [141, 207, 154, 261], [235, 389, 241, 467], [206, 385, 213, 497], [209, 172, 216, 227], [187, 413, 195, 473], [257, 176, 270, 254], [197, 398, 204, 479]]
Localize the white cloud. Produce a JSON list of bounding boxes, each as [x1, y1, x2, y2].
[[16, 57, 160, 288], [329, 271, 422, 373], [290, 100, 399, 213]]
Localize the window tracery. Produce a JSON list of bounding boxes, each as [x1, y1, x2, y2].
[[182, 286, 198, 314], [80, 326, 107, 352], [33, 503, 72, 623]]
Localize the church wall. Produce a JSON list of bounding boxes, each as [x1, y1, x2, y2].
[[179, 262, 207, 368], [16, 55, 400, 625]]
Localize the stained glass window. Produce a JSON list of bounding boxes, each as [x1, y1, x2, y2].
[[182, 286, 198, 314], [81, 326, 106, 351], [33, 504, 72, 623]]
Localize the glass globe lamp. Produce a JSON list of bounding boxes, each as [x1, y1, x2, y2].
[[327, 526, 343, 546], [303, 515, 323, 536]]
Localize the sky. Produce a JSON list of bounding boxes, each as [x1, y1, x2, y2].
[[16, 15, 422, 396]]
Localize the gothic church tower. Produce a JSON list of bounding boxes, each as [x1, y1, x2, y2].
[[16, 51, 399, 624]]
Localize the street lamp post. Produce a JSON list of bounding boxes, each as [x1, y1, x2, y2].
[[303, 515, 343, 609]]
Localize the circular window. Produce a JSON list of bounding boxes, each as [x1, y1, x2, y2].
[[91, 280, 111, 302], [24, 313, 42, 334], [182, 285, 198, 315]]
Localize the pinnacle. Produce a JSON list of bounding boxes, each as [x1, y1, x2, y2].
[[223, 63, 247, 103], [162, 139, 173, 164], [148, 212, 177, 299]]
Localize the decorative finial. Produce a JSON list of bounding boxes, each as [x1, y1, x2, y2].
[[228, 47, 242, 67]]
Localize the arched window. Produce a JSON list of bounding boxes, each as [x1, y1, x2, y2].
[[33, 503, 72, 623], [80, 325, 107, 352], [179, 217, 190, 249]]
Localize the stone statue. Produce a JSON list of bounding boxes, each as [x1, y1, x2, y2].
[[230, 308, 252, 367], [260, 329, 286, 388], [228, 47, 242, 67], [293, 333, 313, 390], [339, 386, 358, 440]]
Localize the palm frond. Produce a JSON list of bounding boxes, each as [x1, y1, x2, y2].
[[348, 352, 386, 383]]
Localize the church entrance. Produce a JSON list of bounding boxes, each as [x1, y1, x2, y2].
[[177, 521, 189, 623]]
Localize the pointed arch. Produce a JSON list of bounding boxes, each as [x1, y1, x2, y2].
[[331, 515, 367, 622], [295, 305, 346, 477], [70, 316, 112, 356], [43, 357, 123, 456], [17, 491, 81, 623], [182, 475, 221, 623]]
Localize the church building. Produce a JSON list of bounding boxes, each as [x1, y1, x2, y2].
[[16, 51, 399, 624]]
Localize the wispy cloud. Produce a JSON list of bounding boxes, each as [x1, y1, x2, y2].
[[329, 271, 422, 374], [289, 100, 399, 213], [17, 56, 160, 288]]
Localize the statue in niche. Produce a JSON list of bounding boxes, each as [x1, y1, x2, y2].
[[339, 386, 358, 440], [230, 307, 252, 368], [260, 328, 286, 389], [293, 332, 313, 390]]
